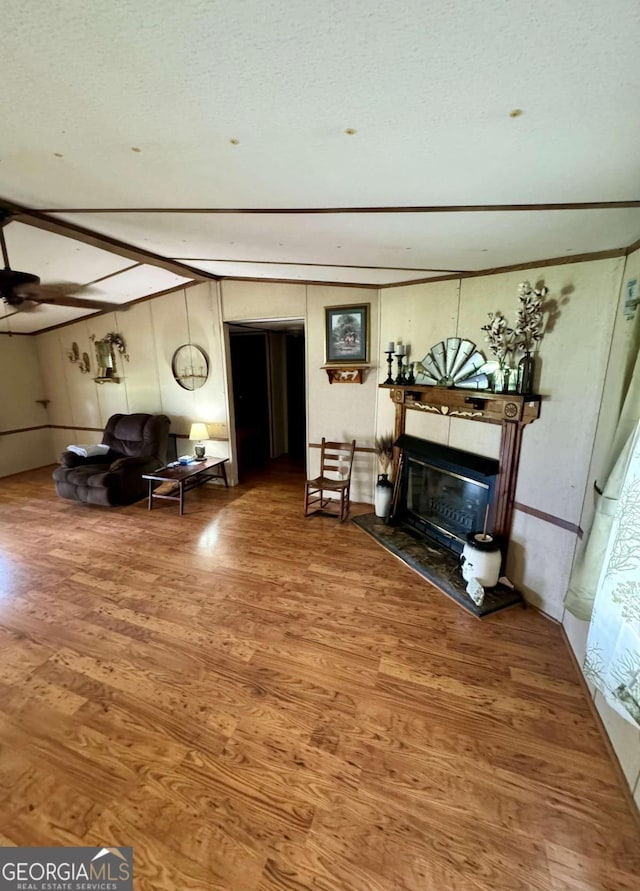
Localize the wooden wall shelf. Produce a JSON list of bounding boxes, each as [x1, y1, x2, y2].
[[323, 365, 369, 384], [380, 383, 542, 546]]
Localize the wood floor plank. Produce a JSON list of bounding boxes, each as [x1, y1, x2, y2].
[[0, 460, 638, 890]]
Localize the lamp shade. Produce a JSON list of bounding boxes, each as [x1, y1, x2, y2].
[[189, 422, 209, 441]]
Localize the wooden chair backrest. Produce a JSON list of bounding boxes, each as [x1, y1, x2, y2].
[[320, 438, 356, 480]]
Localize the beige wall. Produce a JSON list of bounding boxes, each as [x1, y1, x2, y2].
[[306, 285, 379, 502], [220, 279, 379, 502], [0, 335, 51, 476], [221, 279, 306, 322], [377, 258, 626, 620], [30, 278, 379, 502], [34, 282, 232, 470]]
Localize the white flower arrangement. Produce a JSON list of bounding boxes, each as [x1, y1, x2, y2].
[[514, 281, 547, 354], [480, 310, 515, 364], [481, 281, 548, 363]]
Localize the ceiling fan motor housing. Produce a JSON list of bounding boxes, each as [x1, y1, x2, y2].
[[0, 269, 41, 304]]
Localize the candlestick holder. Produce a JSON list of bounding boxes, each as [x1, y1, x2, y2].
[[383, 350, 395, 384], [394, 354, 405, 384], [406, 362, 416, 385]]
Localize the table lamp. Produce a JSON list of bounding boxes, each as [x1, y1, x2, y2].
[[189, 422, 209, 459]]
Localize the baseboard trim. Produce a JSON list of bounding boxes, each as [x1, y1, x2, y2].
[[309, 442, 375, 454], [558, 621, 640, 828], [528, 603, 562, 624], [0, 463, 56, 481], [0, 424, 49, 437]]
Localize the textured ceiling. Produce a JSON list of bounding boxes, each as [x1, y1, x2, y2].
[[1, 0, 639, 331]]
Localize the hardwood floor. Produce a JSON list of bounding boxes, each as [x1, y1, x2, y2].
[[0, 461, 638, 890]]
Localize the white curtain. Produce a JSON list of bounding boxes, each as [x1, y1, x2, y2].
[[584, 420, 640, 728], [565, 342, 640, 620]]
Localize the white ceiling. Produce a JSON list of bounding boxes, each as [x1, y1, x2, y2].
[[1, 0, 639, 330]]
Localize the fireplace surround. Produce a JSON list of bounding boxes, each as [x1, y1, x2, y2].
[[385, 383, 541, 546], [352, 383, 542, 616], [397, 433, 499, 555]]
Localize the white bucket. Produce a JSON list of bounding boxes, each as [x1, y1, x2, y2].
[[460, 532, 502, 588]]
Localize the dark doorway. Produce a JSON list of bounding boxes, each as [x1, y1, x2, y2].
[[228, 322, 305, 479], [286, 332, 305, 460]]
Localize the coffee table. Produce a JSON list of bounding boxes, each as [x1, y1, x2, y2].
[[142, 456, 229, 515]]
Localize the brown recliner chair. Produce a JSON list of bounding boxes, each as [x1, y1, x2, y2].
[[53, 413, 171, 506]]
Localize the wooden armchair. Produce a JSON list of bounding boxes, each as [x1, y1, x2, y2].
[[304, 438, 356, 522]]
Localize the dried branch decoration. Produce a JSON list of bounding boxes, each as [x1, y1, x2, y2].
[[480, 310, 515, 363], [481, 282, 549, 363], [514, 281, 547, 354], [374, 432, 395, 476]]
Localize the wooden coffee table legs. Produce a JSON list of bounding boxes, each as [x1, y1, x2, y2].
[[144, 458, 229, 515]]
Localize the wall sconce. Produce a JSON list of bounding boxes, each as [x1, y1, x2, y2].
[[90, 332, 128, 384], [67, 342, 91, 374]]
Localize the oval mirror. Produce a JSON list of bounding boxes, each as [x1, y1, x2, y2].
[[172, 343, 209, 390]]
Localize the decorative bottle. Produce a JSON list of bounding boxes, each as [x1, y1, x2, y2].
[[374, 474, 393, 519], [517, 352, 535, 394]]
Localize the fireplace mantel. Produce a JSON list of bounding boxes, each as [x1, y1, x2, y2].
[[380, 383, 542, 545], [380, 383, 540, 425]]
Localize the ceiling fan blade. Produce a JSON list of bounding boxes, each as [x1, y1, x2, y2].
[[14, 282, 126, 311], [0, 223, 129, 313], [0, 222, 11, 269], [24, 293, 127, 310]]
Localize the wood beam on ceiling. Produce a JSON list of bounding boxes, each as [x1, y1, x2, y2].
[[80, 262, 140, 288], [4, 197, 638, 294], [218, 275, 379, 289], [172, 257, 467, 273], [39, 200, 640, 213], [0, 197, 219, 282], [380, 247, 629, 289], [625, 235, 640, 255]]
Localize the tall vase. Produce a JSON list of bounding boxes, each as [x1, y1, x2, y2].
[[517, 352, 535, 394], [374, 473, 393, 518]]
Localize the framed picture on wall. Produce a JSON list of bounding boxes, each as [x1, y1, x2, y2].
[[325, 303, 369, 363]]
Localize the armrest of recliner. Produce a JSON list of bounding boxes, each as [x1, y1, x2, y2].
[[59, 450, 114, 469], [109, 455, 157, 473]]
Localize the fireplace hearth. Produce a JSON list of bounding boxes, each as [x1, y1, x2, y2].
[[353, 431, 523, 617], [352, 513, 522, 617]]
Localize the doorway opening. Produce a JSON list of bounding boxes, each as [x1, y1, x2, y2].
[[227, 319, 305, 480]]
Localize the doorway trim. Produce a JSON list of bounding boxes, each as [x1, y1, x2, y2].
[[224, 316, 306, 480]]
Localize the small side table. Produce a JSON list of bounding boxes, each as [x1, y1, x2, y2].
[[142, 456, 229, 515]]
